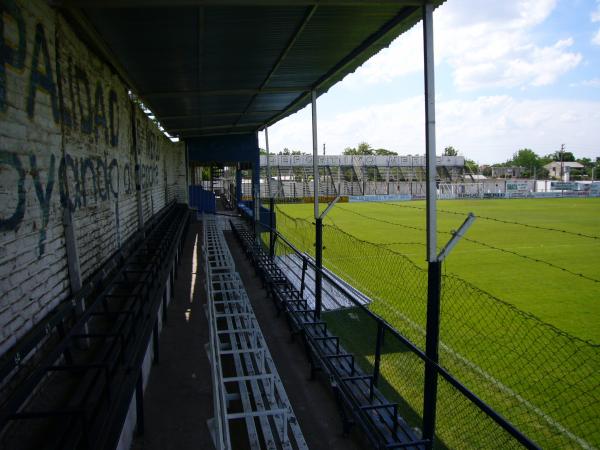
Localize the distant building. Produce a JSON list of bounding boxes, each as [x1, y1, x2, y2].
[[491, 166, 524, 178], [543, 161, 584, 181]]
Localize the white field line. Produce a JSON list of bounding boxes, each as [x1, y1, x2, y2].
[[382, 297, 596, 450], [382, 241, 599, 250], [325, 260, 595, 450]]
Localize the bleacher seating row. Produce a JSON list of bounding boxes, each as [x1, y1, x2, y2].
[[202, 215, 307, 450], [0, 202, 190, 450], [231, 220, 427, 450]]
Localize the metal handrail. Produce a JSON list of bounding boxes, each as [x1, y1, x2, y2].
[[253, 218, 540, 450]]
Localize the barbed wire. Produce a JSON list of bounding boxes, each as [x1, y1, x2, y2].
[[336, 205, 600, 284], [380, 241, 426, 247], [277, 207, 600, 346], [274, 206, 600, 449], [380, 202, 600, 241]]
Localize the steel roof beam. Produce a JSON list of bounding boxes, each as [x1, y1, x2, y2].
[[169, 123, 262, 132], [197, 6, 205, 91], [159, 111, 280, 121], [58, 7, 141, 95], [235, 4, 317, 129], [263, 5, 419, 129], [140, 87, 308, 99], [56, 1, 425, 7], [179, 130, 257, 138]]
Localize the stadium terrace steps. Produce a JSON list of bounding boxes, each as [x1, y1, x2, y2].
[[203, 215, 307, 450], [230, 220, 427, 450]]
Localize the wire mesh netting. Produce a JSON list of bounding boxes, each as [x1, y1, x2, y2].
[[273, 206, 600, 449]]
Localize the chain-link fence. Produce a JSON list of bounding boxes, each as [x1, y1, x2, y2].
[[273, 206, 600, 449]]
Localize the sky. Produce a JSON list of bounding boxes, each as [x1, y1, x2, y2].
[[258, 0, 600, 165]]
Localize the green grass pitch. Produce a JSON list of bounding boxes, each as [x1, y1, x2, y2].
[[277, 197, 600, 343], [274, 197, 600, 448]]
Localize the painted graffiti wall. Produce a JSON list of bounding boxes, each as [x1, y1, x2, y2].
[[0, 0, 186, 356]]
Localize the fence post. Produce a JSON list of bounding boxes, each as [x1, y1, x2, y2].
[[423, 260, 442, 446], [315, 217, 323, 318], [300, 257, 308, 298], [269, 197, 275, 257], [372, 321, 385, 390]]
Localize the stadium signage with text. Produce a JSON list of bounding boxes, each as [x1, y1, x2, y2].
[[259, 155, 465, 167], [551, 182, 578, 190], [506, 182, 530, 191]]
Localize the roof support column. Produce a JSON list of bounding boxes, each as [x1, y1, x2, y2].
[[312, 90, 319, 217], [265, 127, 271, 198], [236, 165, 242, 205], [422, 2, 441, 449], [312, 90, 323, 318], [424, 6, 437, 263], [253, 133, 260, 237]]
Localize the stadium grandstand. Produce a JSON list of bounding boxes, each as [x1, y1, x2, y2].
[[1, 1, 597, 450]]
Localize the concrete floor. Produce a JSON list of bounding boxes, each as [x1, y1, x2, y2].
[[132, 222, 214, 450], [132, 215, 367, 450]]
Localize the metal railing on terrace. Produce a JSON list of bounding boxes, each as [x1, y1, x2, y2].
[[235, 203, 549, 450]]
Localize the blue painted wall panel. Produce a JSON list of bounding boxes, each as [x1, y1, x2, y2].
[[189, 185, 216, 213], [187, 133, 260, 203]]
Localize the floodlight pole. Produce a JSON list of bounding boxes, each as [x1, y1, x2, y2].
[[422, 2, 441, 449], [312, 89, 323, 318]]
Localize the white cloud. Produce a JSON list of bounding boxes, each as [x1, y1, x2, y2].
[[343, 30, 423, 85], [593, 28, 600, 46], [570, 78, 600, 87], [340, 0, 581, 91], [262, 96, 600, 164], [592, 0, 600, 22]]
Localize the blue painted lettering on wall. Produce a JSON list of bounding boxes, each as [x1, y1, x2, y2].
[[0, 3, 162, 257], [27, 23, 59, 122], [74, 66, 92, 135], [1, 150, 144, 257], [0, 0, 26, 112], [29, 153, 55, 256], [0, 3, 122, 145], [94, 82, 108, 145], [108, 89, 119, 147], [0, 150, 26, 231]]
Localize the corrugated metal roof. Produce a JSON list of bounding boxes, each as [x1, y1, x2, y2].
[[61, 1, 445, 140]]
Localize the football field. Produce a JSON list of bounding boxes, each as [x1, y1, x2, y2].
[[277, 197, 600, 343], [273, 197, 600, 448]]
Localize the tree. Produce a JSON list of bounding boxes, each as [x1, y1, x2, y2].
[[510, 148, 538, 168], [374, 148, 398, 156], [343, 142, 374, 155], [357, 142, 372, 155], [278, 148, 307, 155], [552, 149, 575, 162], [577, 157, 592, 167], [504, 148, 551, 178], [576, 157, 598, 179], [443, 146, 458, 156], [464, 159, 479, 173], [259, 148, 268, 155]]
